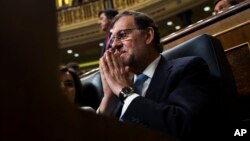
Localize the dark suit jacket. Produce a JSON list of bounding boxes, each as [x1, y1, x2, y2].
[[119, 56, 222, 140]]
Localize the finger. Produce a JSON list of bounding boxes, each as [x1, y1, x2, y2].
[[99, 59, 105, 79], [112, 49, 125, 75], [116, 54, 125, 74], [108, 48, 121, 69], [110, 52, 120, 71], [100, 56, 110, 77], [113, 49, 123, 69], [105, 50, 115, 71], [110, 51, 127, 79]]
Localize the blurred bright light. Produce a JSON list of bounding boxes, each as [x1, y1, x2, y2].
[[203, 6, 211, 12], [74, 53, 79, 57], [166, 21, 173, 26], [67, 49, 73, 54], [99, 42, 104, 47], [175, 25, 181, 30]]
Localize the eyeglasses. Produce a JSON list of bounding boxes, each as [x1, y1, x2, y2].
[[109, 28, 142, 45]]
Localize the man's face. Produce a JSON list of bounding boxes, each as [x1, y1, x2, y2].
[[110, 16, 147, 69], [98, 13, 111, 32]]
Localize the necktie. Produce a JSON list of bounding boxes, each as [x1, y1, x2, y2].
[[134, 74, 148, 95]]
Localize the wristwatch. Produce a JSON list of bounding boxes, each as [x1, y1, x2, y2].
[[118, 86, 134, 103]]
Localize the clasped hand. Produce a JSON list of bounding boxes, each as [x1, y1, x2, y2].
[[99, 48, 132, 97]]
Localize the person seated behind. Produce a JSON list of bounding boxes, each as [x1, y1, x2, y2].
[[214, 0, 241, 13], [98, 10, 226, 140], [60, 65, 94, 112], [98, 9, 118, 56], [66, 62, 84, 77]]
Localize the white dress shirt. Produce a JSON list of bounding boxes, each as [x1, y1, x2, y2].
[[120, 56, 161, 119]]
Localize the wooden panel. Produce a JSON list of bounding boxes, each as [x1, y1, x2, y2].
[[226, 43, 250, 120], [216, 22, 250, 98], [215, 22, 250, 50], [226, 43, 250, 96]]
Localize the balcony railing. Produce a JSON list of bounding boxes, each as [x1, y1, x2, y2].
[[57, 0, 146, 27]]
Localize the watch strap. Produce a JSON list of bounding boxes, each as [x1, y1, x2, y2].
[[118, 86, 134, 103]]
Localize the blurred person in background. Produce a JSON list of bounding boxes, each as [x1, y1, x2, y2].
[[98, 9, 118, 56], [66, 62, 84, 77], [214, 0, 242, 13], [60, 65, 94, 112]]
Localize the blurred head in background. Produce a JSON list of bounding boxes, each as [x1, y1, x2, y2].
[[98, 9, 118, 32], [60, 65, 83, 105], [214, 0, 240, 13]]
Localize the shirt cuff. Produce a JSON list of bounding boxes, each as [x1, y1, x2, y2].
[[96, 107, 100, 114], [119, 93, 139, 119]]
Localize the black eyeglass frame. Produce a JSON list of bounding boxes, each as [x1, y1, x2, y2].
[[109, 28, 144, 45]]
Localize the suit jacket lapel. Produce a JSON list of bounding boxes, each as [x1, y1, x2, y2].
[[145, 56, 172, 100]]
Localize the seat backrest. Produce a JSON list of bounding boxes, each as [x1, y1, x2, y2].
[[162, 34, 237, 94], [80, 71, 103, 110], [162, 34, 238, 123]]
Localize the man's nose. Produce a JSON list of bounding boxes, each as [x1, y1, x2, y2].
[[111, 39, 122, 49]]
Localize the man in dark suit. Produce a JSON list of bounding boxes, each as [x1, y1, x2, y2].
[[98, 11, 223, 140], [98, 9, 118, 56]]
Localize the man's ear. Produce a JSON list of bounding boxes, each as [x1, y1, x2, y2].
[[145, 27, 154, 45]]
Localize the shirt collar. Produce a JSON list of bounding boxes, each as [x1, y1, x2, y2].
[[134, 56, 161, 80]]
